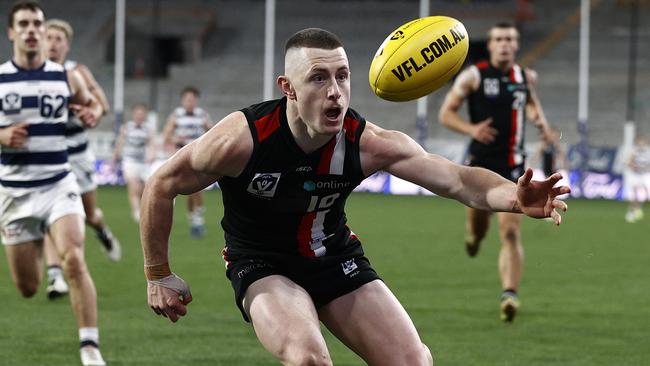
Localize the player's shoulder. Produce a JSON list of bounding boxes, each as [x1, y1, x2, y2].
[[0, 60, 17, 74], [239, 98, 284, 123], [523, 67, 538, 84], [44, 60, 66, 72], [63, 60, 79, 71]]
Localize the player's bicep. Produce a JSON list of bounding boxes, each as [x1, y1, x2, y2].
[[190, 111, 252, 178]]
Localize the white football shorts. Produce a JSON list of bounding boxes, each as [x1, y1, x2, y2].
[[122, 159, 150, 182], [69, 149, 97, 194], [0, 173, 85, 245]]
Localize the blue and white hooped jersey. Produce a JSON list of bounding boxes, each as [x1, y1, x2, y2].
[[62, 60, 89, 158], [0, 60, 71, 188], [122, 121, 150, 163], [173, 107, 208, 147]]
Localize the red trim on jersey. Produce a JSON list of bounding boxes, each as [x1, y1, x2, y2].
[[221, 247, 232, 268], [508, 109, 518, 167], [254, 106, 281, 142], [317, 137, 337, 175], [344, 116, 360, 142], [297, 212, 317, 257], [476, 61, 490, 70]]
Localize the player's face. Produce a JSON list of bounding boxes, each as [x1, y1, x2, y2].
[[8, 9, 45, 55], [488, 27, 519, 65], [45, 28, 70, 63], [181, 92, 198, 111], [291, 47, 350, 135], [132, 107, 147, 124]]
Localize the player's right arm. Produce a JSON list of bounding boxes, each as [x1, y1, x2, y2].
[[75, 64, 110, 115], [0, 122, 29, 148], [438, 66, 497, 144], [161, 113, 177, 149], [112, 125, 126, 161], [140, 111, 252, 322]]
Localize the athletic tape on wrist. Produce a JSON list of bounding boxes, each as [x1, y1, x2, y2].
[[144, 262, 172, 280], [147, 273, 191, 299]]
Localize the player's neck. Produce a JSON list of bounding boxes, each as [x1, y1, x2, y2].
[[13, 51, 45, 70], [286, 102, 332, 154], [490, 58, 514, 72]]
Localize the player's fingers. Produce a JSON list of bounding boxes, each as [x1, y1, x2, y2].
[[69, 103, 82, 111], [550, 208, 561, 226], [546, 172, 563, 186], [551, 186, 571, 198], [518, 168, 533, 186], [181, 292, 193, 305], [166, 297, 188, 317], [150, 305, 161, 315], [552, 199, 568, 212]]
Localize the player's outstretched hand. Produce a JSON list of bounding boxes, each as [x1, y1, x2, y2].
[[147, 273, 193, 323], [516, 168, 570, 225]]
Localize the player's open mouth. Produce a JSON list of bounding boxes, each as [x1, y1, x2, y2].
[[325, 107, 341, 120]]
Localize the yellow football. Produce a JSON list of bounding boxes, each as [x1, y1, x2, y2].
[[369, 15, 469, 102]]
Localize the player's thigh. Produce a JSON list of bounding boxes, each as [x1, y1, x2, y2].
[[244, 275, 328, 358], [48, 214, 86, 253], [318, 279, 431, 365]]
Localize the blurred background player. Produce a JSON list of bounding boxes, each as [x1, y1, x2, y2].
[[439, 22, 551, 322], [162, 86, 212, 238], [623, 134, 650, 223], [0, 2, 106, 364], [113, 103, 154, 223], [538, 126, 567, 178], [42, 18, 122, 301]]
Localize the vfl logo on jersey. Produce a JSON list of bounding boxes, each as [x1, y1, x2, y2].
[[247, 173, 281, 198], [484, 78, 500, 96], [341, 259, 358, 275], [3, 92, 21, 114]]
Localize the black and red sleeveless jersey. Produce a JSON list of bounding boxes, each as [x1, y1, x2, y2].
[[467, 61, 529, 167], [218, 97, 366, 257]]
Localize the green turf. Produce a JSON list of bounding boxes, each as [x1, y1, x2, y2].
[[0, 187, 648, 365]]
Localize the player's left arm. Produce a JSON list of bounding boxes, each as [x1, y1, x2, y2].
[[525, 68, 551, 141], [360, 122, 569, 224], [67, 69, 103, 128], [75, 64, 110, 115]]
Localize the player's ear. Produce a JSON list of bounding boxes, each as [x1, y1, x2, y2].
[[277, 76, 296, 100]]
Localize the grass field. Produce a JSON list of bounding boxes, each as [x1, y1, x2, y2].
[[1, 187, 648, 365]]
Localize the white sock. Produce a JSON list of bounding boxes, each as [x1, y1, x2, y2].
[[190, 207, 205, 226], [47, 266, 63, 280], [79, 327, 99, 347]]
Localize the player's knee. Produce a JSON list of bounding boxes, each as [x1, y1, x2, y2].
[[392, 342, 433, 366], [278, 341, 332, 366], [17, 279, 39, 298], [62, 247, 87, 279], [500, 224, 520, 245], [86, 207, 103, 226]]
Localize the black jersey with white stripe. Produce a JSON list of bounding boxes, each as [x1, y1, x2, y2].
[[467, 61, 528, 167], [219, 97, 366, 257]]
